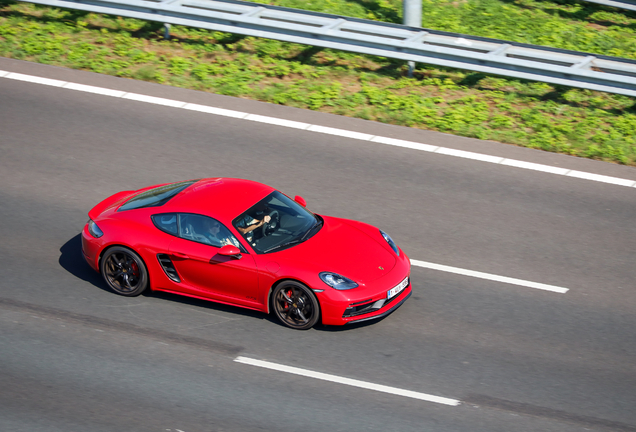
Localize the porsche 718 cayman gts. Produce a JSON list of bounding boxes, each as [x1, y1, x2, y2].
[[81, 178, 411, 329]]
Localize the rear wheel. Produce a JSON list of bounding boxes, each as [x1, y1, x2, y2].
[[272, 281, 320, 330], [100, 246, 148, 296]]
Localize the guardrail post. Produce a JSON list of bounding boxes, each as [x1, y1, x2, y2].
[[403, 0, 422, 77], [164, 23, 171, 40]]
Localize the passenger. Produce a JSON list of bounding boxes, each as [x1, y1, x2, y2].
[[202, 218, 240, 248]]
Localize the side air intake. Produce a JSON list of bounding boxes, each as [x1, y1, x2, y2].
[[157, 254, 181, 283]]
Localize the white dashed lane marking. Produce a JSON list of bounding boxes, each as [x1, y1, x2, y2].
[[410, 260, 569, 294], [234, 356, 461, 406]]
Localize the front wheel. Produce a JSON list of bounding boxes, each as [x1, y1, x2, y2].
[[100, 246, 148, 296], [272, 281, 320, 330]]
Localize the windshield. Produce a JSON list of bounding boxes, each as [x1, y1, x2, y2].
[[233, 191, 321, 254]]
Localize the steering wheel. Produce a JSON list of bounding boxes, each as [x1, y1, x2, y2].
[[262, 210, 280, 237]]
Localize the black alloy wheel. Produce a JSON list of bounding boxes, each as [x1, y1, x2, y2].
[[101, 246, 148, 296], [272, 281, 320, 330]]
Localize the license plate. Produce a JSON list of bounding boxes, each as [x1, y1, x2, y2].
[[387, 277, 409, 299]]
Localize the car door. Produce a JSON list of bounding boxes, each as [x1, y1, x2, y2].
[[168, 214, 261, 308]]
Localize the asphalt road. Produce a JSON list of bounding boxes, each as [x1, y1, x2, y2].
[[1, 57, 635, 432]]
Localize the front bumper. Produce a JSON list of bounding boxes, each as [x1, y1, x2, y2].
[[345, 290, 412, 324], [318, 251, 412, 326]]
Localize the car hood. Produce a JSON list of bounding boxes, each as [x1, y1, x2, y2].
[[272, 216, 397, 285]]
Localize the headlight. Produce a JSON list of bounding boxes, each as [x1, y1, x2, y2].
[[88, 219, 104, 238], [380, 230, 400, 256], [319, 272, 358, 290]]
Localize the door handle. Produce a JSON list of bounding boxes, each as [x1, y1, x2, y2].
[[172, 252, 189, 259]]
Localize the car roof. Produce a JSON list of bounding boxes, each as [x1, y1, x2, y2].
[[163, 178, 275, 223]]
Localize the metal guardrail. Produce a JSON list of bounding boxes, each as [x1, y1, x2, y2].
[[19, 0, 636, 97], [578, 0, 636, 11]]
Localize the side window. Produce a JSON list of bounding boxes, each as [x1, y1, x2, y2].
[[178, 214, 243, 250], [151, 213, 178, 235]]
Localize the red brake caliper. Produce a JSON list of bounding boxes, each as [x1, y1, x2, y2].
[[284, 289, 293, 309], [131, 261, 139, 277]]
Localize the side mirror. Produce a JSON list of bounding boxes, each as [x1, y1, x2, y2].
[[218, 245, 241, 259], [294, 195, 307, 207]]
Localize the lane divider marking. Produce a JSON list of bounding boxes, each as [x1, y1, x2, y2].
[[3, 70, 634, 188], [411, 259, 569, 293], [234, 356, 460, 406]]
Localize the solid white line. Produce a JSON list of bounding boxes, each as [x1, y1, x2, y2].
[[435, 147, 504, 163], [122, 93, 187, 107], [371, 136, 439, 152], [307, 124, 375, 140], [566, 170, 636, 187], [182, 103, 248, 118], [244, 113, 310, 129], [410, 259, 569, 293], [62, 82, 127, 97], [500, 159, 570, 175], [2, 70, 635, 189], [234, 356, 460, 406], [6, 72, 66, 87]]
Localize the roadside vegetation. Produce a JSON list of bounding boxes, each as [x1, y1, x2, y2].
[[1, 0, 636, 164]]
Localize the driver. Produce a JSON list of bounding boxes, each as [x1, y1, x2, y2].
[[236, 214, 271, 236]]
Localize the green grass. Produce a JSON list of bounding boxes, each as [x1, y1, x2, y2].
[[1, 0, 636, 165]]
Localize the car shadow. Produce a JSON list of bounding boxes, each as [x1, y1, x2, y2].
[[59, 234, 107, 291], [151, 292, 394, 331], [314, 314, 391, 332], [148, 290, 271, 322]]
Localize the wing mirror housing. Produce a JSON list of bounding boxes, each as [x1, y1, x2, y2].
[[218, 245, 242, 259], [294, 195, 307, 207]]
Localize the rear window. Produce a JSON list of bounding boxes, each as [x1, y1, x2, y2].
[[118, 180, 197, 212]]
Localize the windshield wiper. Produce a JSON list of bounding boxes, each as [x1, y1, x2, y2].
[[300, 219, 323, 242], [263, 239, 302, 253], [263, 239, 302, 254]]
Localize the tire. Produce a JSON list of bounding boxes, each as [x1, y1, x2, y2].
[[100, 246, 148, 296], [271, 281, 320, 330]]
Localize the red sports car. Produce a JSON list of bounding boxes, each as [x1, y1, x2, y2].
[[81, 178, 411, 329]]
